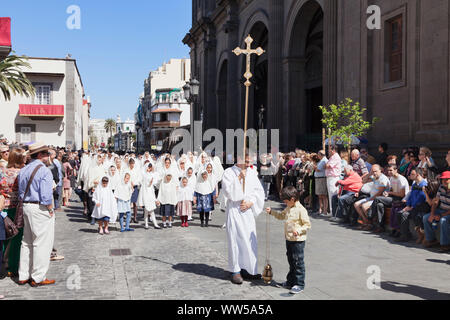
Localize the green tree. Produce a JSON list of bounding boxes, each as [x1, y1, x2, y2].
[[319, 98, 380, 153], [0, 54, 36, 101], [104, 119, 116, 148]]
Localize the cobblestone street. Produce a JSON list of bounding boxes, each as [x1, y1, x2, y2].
[[0, 198, 449, 300]]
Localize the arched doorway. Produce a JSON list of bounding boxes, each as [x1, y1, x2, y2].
[[217, 60, 228, 134], [239, 21, 268, 131], [287, 0, 323, 151]]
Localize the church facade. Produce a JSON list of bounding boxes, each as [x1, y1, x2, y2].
[[183, 0, 450, 155]]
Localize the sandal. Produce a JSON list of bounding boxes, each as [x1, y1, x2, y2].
[[99, 228, 104, 235], [104, 229, 110, 235]]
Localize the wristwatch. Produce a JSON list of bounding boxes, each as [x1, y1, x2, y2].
[[49, 209, 55, 214]]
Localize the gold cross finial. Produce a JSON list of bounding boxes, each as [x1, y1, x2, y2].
[[233, 35, 265, 87]]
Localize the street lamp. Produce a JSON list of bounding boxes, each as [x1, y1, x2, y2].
[[183, 79, 200, 151]]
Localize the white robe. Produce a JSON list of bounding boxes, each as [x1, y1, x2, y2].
[[137, 171, 159, 211], [92, 185, 118, 223], [221, 165, 265, 275], [86, 163, 107, 192], [157, 177, 178, 206], [107, 170, 121, 192]]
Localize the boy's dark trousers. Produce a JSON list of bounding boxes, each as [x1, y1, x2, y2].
[[286, 240, 306, 289]]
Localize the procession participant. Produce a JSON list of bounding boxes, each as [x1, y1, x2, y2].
[[92, 177, 118, 235], [177, 176, 194, 227], [107, 165, 121, 193], [178, 158, 187, 179], [156, 173, 178, 229], [194, 152, 209, 174], [186, 167, 196, 221], [115, 173, 134, 232], [17, 143, 55, 287], [221, 152, 265, 284], [77, 151, 90, 215], [205, 162, 220, 221], [137, 163, 160, 230], [86, 154, 107, 224], [124, 158, 141, 224], [194, 168, 216, 228]]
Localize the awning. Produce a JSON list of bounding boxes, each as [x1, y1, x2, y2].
[[151, 109, 182, 114], [19, 104, 64, 117]]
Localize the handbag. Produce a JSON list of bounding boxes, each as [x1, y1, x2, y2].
[[13, 164, 44, 229], [4, 216, 19, 240]]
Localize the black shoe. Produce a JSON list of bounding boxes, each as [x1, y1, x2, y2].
[[241, 270, 262, 280], [201, 222, 205, 228]]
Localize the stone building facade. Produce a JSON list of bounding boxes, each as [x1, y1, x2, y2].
[[183, 0, 450, 156]]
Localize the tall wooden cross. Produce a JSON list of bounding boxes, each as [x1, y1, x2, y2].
[[233, 35, 265, 191]]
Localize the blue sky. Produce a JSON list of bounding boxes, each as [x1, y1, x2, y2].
[[2, 0, 192, 120]]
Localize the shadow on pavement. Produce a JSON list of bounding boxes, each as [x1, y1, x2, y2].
[[381, 281, 450, 300], [172, 263, 229, 281], [426, 259, 450, 265], [78, 228, 100, 234]]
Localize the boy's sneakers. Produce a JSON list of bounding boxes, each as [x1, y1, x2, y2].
[[168, 222, 173, 228], [289, 286, 304, 294], [277, 282, 292, 289]]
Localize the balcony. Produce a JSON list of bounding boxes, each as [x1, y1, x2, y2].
[[152, 121, 180, 128], [19, 104, 64, 119], [0, 17, 12, 59]]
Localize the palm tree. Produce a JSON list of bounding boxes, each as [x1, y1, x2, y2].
[[0, 54, 35, 101], [104, 119, 116, 148]]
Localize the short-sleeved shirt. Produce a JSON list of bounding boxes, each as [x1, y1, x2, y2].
[[326, 153, 342, 178], [369, 174, 390, 197], [351, 158, 369, 177], [437, 185, 450, 212], [389, 175, 410, 198], [314, 157, 328, 178]]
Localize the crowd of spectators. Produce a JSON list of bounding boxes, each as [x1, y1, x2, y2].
[[258, 144, 450, 253]]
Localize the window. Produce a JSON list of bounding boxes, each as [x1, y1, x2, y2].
[[35, 84, 51, 104], [21, 127, 32, 143], [385, 15, 403, 83]]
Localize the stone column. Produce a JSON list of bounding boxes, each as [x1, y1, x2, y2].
[[323, 0, 338, 106], [267, 0, 284, 147]]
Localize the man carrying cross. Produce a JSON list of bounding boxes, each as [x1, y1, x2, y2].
[[222, 152, 265, 285]]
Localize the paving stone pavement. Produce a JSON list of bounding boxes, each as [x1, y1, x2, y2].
[[0, 197, 449, 300]]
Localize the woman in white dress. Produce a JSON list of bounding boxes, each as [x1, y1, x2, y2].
[[137, 163, 161, 230]]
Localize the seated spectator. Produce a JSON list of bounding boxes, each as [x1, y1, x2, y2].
[[330, 165, 363, 223], [399, 149, 408, 168], [416, 180, 441, 244], [387, 155, 398, 166], [422, 172, 450, 252], [376, 143, 389, 168], [371, 164, 409, 233], [354, 165, 390, 230], [395, 168, 428, 243], [417, 146, 438, 181], [361, 148, 376, 166], [429, 149, 450, 176], [350, 149, 369, 180]]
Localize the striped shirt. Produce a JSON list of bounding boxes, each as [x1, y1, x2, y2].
[[437, 185, 450, 212]]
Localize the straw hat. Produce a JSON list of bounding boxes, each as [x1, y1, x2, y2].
[[0, 145, 9, 153], [28, 142, 50, 155]]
